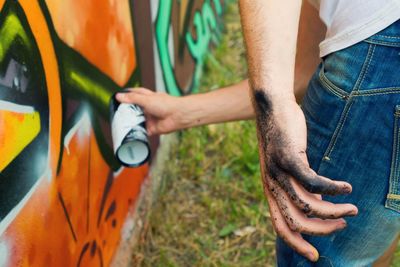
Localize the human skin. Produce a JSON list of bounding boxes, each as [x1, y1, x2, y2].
[[116, 0, 359, 262], [238, 0, 358, 262], [116, 82, 356, 261], [116, 0, 324, 135]]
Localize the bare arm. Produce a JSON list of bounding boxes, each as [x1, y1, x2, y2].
[[240, 0, 300, 101], [180, 80, 253, 127], [116, 81, 253, 136], [116, 1, 324, 134], [239, 0, 356, 262]]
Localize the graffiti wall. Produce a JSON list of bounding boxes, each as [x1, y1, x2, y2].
[[0, 0, 224, 266]]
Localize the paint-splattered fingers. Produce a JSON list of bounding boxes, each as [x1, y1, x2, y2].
[[267, 165, 357, 219], [264, 187, 319, 262], [290, 178, 358, 219], [267, 178, 347, 235], [279, 158, 352, 195]]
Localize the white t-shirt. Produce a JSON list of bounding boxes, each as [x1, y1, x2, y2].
[[308, 0, 400, 56]]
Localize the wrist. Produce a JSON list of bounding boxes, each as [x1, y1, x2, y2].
[[174, 96, 203, 130], [252, 89, 296, 112]]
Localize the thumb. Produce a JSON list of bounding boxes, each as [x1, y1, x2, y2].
[[115, 92, 148, 107]]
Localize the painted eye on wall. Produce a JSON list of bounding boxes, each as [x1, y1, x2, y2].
[[0, 1, 50, 223]]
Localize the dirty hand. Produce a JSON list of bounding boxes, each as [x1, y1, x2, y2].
[[253, 91, 358, 262], [116, 88, 183, 135]]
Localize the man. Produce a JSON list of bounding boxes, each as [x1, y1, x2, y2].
[[117, 0, 400, 265]]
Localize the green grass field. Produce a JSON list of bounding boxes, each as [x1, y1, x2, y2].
[[132, 2, 400, 266]]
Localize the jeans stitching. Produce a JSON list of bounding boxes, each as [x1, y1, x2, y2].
[[324, 101, 355, 159], [319, 46, 400, 98], [394, 110, 400, 196], [375, 34, 400, 39], [393, 115, 399, 190], [364, 39, 400, 47], [394, 112, 400, 190], [318, 67, 349, 98], [387, 194, 400, 200], [386, 108, 400, 211], [353, 87, 400, 96], [322, 44, 375, 160], [387, 203, 400, 212], [355, 44, 376, 92]]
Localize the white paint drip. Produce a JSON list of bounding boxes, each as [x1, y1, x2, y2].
[[63, 112, 91, 155], [44, 165, 52, 183], [31, 152, 53, 184], [0, 100, 34, 114], [113, 166, 125, 178], [0, 240, 9, 267]]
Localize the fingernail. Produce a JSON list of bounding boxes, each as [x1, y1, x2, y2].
[[115, 93, 124, 99], [308, 248, 319, 262], [346, 209, 358, 216], [343, 185, 352, 194], [307, 253, 316, 262], [336, 220, 347, 231]]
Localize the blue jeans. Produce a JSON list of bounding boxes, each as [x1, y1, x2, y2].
[[277, 20, 400, 266]]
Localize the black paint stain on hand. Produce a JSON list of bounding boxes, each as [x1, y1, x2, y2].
[[253, 90, 274, 151], [252, 89, 351, 235]]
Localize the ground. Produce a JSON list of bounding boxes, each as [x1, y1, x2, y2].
[[131, 2, 400, 266]]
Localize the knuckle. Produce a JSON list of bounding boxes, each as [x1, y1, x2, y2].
[[273, 222, 285, 236], [304, 180, 323, 193], [286, 216, 301, 232], [275, 152, 292, 167], [301, 202, 311, 214]]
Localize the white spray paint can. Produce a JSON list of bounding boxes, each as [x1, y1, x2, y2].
[[110, 94, 150, 167]]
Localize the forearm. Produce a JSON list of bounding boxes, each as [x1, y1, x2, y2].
[[239, 0, 302, 104], [178, 80, 254, 128], [172, 0, 319, 129]]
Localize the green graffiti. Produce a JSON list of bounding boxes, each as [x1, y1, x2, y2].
[[0, 14, 31, 63], [155, 0, 223, 96], [69, 71, 111, 109], [212, 0, 223, 15], [155, 0, 180, 96], [57, 41, 120, 118], [186, 0, 219, 90]]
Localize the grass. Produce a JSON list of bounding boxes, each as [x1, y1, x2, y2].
[[131, 3, 275, 266], [132, 1, 400, 266]]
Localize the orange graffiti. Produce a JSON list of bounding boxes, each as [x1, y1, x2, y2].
[[45, 0, 137, 86], [2, 123, 148, 266], [20, 0, 62, 173], [0, 109, 40, 171], [0, 0, 149, 266], [1, 0, 225, 265]]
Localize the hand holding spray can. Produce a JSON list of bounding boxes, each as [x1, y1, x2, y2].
[[110, 94, 150, 167]]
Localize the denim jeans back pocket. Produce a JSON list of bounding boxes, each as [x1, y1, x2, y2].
[[386, 105, 400, 212], [320, 19, 400, 98], [319, 40, 371, 96]]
